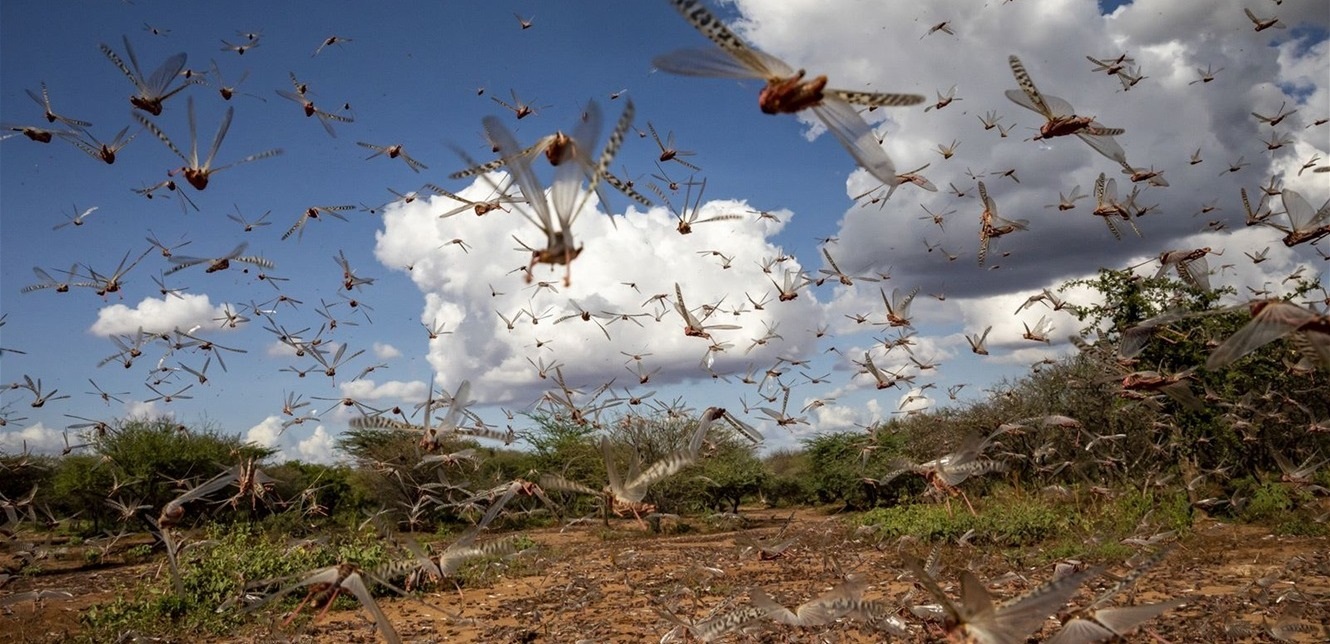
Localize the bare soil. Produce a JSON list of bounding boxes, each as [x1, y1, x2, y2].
[[3, 508, 1327, 642]]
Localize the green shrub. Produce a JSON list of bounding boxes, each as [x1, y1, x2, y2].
[[859, 504, 975, 542], [1243, 482, 1293, 521], [803, 432, 894, 509], [79, 521, 389, 640]]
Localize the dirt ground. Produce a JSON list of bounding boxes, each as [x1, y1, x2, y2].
[[3, 508, 1328, 643]]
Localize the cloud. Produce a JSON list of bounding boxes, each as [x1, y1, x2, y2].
[[895, 387, 933, 414], [123, 400, 169, 420], [90, 293, 232, 337], [0, 422, 63, 455], [372, 342, 401, 360], [809, 402, 863, 433], [245, 415, 285, 451], [714, 0, 1330, 303], [295, 426, 337, 464], [339, 378, 427, 401], [244, 416, 338, 465], [375, 180, 826, 404]]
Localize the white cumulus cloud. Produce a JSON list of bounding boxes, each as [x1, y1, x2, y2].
[[90, 293, 231, 337]]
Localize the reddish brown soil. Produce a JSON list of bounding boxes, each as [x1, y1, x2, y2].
[[3, 509, 1327, 642]]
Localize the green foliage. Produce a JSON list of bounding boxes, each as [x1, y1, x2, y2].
[[87, 416, 273, 524], [336, 424, 497, 529], [859, 496, 1066, 546], [0, 452, 55, 504], [1069, 487, 1190, 539], [759, 449, 813, 507], [1061, 268, 1226, 339], [1060, 269, 1329, 476], [980, 499, 1064, 545], [801, 431, 899, 509], [859, 484, 1196, 552], [263, 461, 356, 524], [589, 410, 765, 515], [1231, 479, 1328, 536], [49, 454, 116, 531], [859, 504, 976, 542], [124, 543, 153, 562], [522, 413, 603, 481], [79, 521, 389, 640], [1040, 538, 1135, 565], [1240, 480, 1293, 521], [696, 445, 766, 513]]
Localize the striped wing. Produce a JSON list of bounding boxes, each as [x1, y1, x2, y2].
[[826, 89, 926, 108], [665, 0, 787, 77], [1007, 55, 1055, 119], [539, 472, 600, 497], [573, 99, 636, 219], [449, 135, 554, 180], [625, 448, 699, 502], [976, 567, 1098, 643], [349, 415, 421, 431]]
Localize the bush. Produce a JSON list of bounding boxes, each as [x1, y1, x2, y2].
[[86, 416, 274, 525], [802, 431, 901, 509], [80, 521, 389, 639]]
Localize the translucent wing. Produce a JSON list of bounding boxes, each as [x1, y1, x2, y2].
[[1088, 600, 1186, 636], [1040, 94, 1076, 119], [811, 98, 898, 188], [982, 567, 1098, 641], [438, 380, 472, 431], [904, 555, 963, 624], [959, 571, 996, 624], [551, 101, 602, 226], [339, 572, 402, 644], [1076, 131, 1128, 165], [203, 104, 235, 171], [1207, 302, 1317, 369], [600, 437, 625, 499], [1281, 189, 1317, 229], [1175, 255, 1210, 291], [145, 51, 188, 99], [652, 47, 778, 80], [1046, 617, 1116, 644], [481, 115, 555, 242], [1004, 88, 1045, 116]]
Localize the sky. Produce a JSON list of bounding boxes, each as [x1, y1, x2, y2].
[[2, 0, 1327, 463]]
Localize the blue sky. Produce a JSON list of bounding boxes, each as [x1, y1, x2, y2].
[[2, 0, 1327, 461]]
